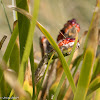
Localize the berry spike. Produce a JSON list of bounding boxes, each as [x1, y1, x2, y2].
[[57, 18, 80, 42], [58, 38, 80, 54], [35, 19, 80, 84]]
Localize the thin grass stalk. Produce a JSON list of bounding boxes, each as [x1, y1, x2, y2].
[[41, 52, 55, 84], [29, 45, 35, 100], [12, 0, 17, 21], [0, 0, 12, 33]]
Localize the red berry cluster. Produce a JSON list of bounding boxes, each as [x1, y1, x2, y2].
[[58, 38, 74, 47], [57, 19, 80, 42], [58, 38, 79, 48]]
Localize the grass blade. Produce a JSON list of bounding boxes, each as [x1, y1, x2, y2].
[[0, 0, 12, 33], [72, 55, 83, 77], [91, 56, 100, 81], [37, 22, 76, 94], [73, 48, 94, 100], [3, 24, 18, 63], [42, 52, 55, 84], [94, 88, 100, 100], [0, 24, 18, 97], [16, 0, 30, 61], [74, 1, 100, 99], [9, 33, 20, 75], [9, 41, 20, 76], [16, 0, 31, 88], [18, 0, 40, 85], [52, 36, 78, 100], [83, 0, 100, 53], [9, 20, 20, 75], [87, 76, 100, 96], [0, 62, 31, 100], [29, 45, 35, 99]]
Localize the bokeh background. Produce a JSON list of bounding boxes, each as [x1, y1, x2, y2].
[[0, 0, 97, 61]]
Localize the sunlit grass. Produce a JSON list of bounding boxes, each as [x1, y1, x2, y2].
[[0, 0, 100, 100]]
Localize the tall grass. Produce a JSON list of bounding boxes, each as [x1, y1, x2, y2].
[[0, 0, 100, 100]]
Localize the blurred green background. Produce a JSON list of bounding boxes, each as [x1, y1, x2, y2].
[[0, 0, 96, 61]]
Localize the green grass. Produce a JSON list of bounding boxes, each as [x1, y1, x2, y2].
[[0, 0, 100, 100]]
